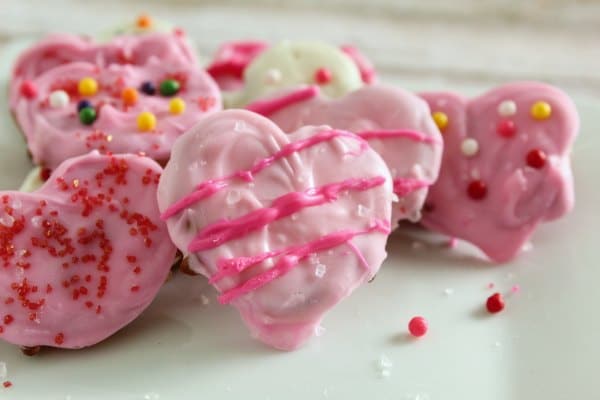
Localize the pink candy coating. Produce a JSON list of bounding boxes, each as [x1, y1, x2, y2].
[[10, 33, 221, 169], [158, 109, 393, 350], [420, 82, 579, 262], [248, 84, 443, 225], [0, 152, 176, 349]]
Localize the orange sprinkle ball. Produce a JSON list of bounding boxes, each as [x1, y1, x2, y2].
[[121, 87, 139, 106], [136, 14, 153, 29]]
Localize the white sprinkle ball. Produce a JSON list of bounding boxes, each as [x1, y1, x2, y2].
[[497, 100, 517, 116], [461, 138, 479, 157], [49, 90, 70, 108]]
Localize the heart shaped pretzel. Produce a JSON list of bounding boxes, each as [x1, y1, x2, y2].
[[10, 33, 221, 169], [0, 152, 176, 349], [158, 110, 393, 350], [420, 82, 579, 262], [206, 40, 375, 92], [246, 84, 443, 225], [223, 41, 366, 108]]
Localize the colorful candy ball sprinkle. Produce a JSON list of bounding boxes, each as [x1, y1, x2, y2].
[[77, 77, 98, 96], [530, 100, 552, 120], [159, 79, 180, 96], [467, 180, 487, 200], [140, 81, 156, 95], [314, 67, 332, 85], [486, 292, 505, 313], [136, 14, 153, 28], [137, 111, 157, 132], [461, 138, 479, 157], [497, 100, 517, 116], [20, 80, 37, 99], [168, 97, 186, 115], [432, 111, 448, 131], [77, 99, 92, 112], [49, 90, 69, 108], [526, 149, 547, 169], [121, 87, 139, 106], [79, 107, 97, 125], [497, 120, 517, 138], [408, 316, 428, 337]]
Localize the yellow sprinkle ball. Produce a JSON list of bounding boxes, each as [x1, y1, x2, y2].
[[78, 77, 98, 96], [169, 98, 186, 115], [432, 111, 449, 131], [530, 101, 552, 120], [137, 111, 157, 132]]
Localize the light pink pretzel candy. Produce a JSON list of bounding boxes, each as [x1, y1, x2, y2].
[[10, 33, 221, 169], [205, 40, 376, 91], [419, 82, 579, 262], [0, 152, 176, 349], [158, 109, 393, 350], [246, 85, 443, 225]]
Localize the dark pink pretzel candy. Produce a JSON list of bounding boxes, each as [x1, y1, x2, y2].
[[206, 40, 376, 91], [158, 110, 393, 350], [246, 85, 443, 225], [0, 152, 176, 349], [420, 82, 579, 262], [10, 33, 221, 169]]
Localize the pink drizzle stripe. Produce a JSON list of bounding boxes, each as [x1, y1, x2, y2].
[[189, 176, 386, 253], [216, 219, 391, 304], [357, 129, 442, 145], [245, 86, 320, 116], [393, 177, 431, 197], [161, 129, 367, 220]]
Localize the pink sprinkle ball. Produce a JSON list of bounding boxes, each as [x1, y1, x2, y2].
[[408, 316, 428, 337]]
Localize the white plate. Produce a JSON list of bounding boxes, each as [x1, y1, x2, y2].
[[0, 41, 599, 400]]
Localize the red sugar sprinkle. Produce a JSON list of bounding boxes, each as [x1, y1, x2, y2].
[[3, 315, 14, 325], [130, 285, 140, 292], [486, 293, 505, 313], [408, 316, 428, 337], [3, 381, 12, 388]]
